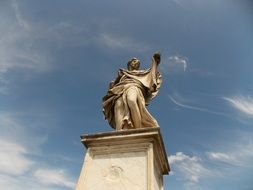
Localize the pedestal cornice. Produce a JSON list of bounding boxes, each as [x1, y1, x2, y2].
[[80, 128, 170, 175]]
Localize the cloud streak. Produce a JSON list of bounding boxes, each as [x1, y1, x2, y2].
[[168, 95, 230, 117], [224, 96, 253, 117], [207, 139, 253, 168], [97, 33, 150, 52], [207, 152, 236, 163]]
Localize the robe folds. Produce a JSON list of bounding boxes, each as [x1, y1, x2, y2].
[[102, 64, 162, 130]]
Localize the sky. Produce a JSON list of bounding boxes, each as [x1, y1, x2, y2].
[[0, 0, 253, 189]]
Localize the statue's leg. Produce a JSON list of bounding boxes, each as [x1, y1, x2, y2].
[[126, 87, 141, 129], [114, 97, 124, 130]]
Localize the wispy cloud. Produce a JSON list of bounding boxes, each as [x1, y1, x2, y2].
[[207, 152, 236, 163], [168, 95, 230, 117], [0, 1, 51, 92], [207, 139, 253, 168], [42, 21, 93, 49], [97, 33, 150, 52], [172, 0, 185, 7], [171, 0, 215, 10], [11, 0, 30, 30], [0, 112, 48, 153], [162, 55, 188, 75], [0, 139, 34, 175], [168, 55, 188, 71], [223, 96, 253, 117], [34, 168, 75, 188], [2, 1, 146, 95]]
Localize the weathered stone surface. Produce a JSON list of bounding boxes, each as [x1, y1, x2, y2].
[[76, 128, 170, 190]]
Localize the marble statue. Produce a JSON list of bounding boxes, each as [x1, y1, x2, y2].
[[102, 52, 162, 130]]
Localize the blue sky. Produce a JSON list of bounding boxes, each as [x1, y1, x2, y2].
[[0, 0, 253, 189]]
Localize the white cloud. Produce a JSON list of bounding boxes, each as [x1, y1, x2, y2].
[[167, 55, 188, 72], [207, 152, 235, 163], [168, 145, 253, 188], [0, 112, 76, 190], [0, 174, 36, 190], [34, 168, 75, 189], [0, 174, 68, 190], [97, 33, 150, 52], [169, 151, 198, 163], [168, 152, 212, 184], [42, 21, 92, 49], [224, 96, 253, 117], [0, 139, 33, 175], [0, 75, 9, 94], [11, 0, 30, 30], [0, 112, 48, 154], [0, 1, 51, 90], [207, 140, 253, 168], [171, 0, 216, 10]]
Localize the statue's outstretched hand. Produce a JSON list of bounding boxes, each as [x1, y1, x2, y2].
[[153, 52, 161, 65]]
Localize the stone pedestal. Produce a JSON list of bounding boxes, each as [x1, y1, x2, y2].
[[76, 128, 170, 190]]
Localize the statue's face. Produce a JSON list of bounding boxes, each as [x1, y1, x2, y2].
[[129, 59, 140, 70]]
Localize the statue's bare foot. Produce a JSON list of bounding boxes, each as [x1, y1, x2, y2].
[[122, 118, 133, 129]]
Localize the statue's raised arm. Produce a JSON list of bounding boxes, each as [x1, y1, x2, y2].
[[102, 52, 162, 131]]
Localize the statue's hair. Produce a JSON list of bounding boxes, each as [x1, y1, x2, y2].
[[127, 57, 140, 70]]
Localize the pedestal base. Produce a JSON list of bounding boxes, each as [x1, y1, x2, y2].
[[76, 128, 170, 190]]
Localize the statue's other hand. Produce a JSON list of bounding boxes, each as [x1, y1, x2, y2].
[[153, 52, 161, 64]]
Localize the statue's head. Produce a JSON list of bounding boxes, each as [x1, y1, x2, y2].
[[127, 58, 140, 71]]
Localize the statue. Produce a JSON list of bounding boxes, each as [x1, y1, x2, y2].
[[102, 52, 162, 130]]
